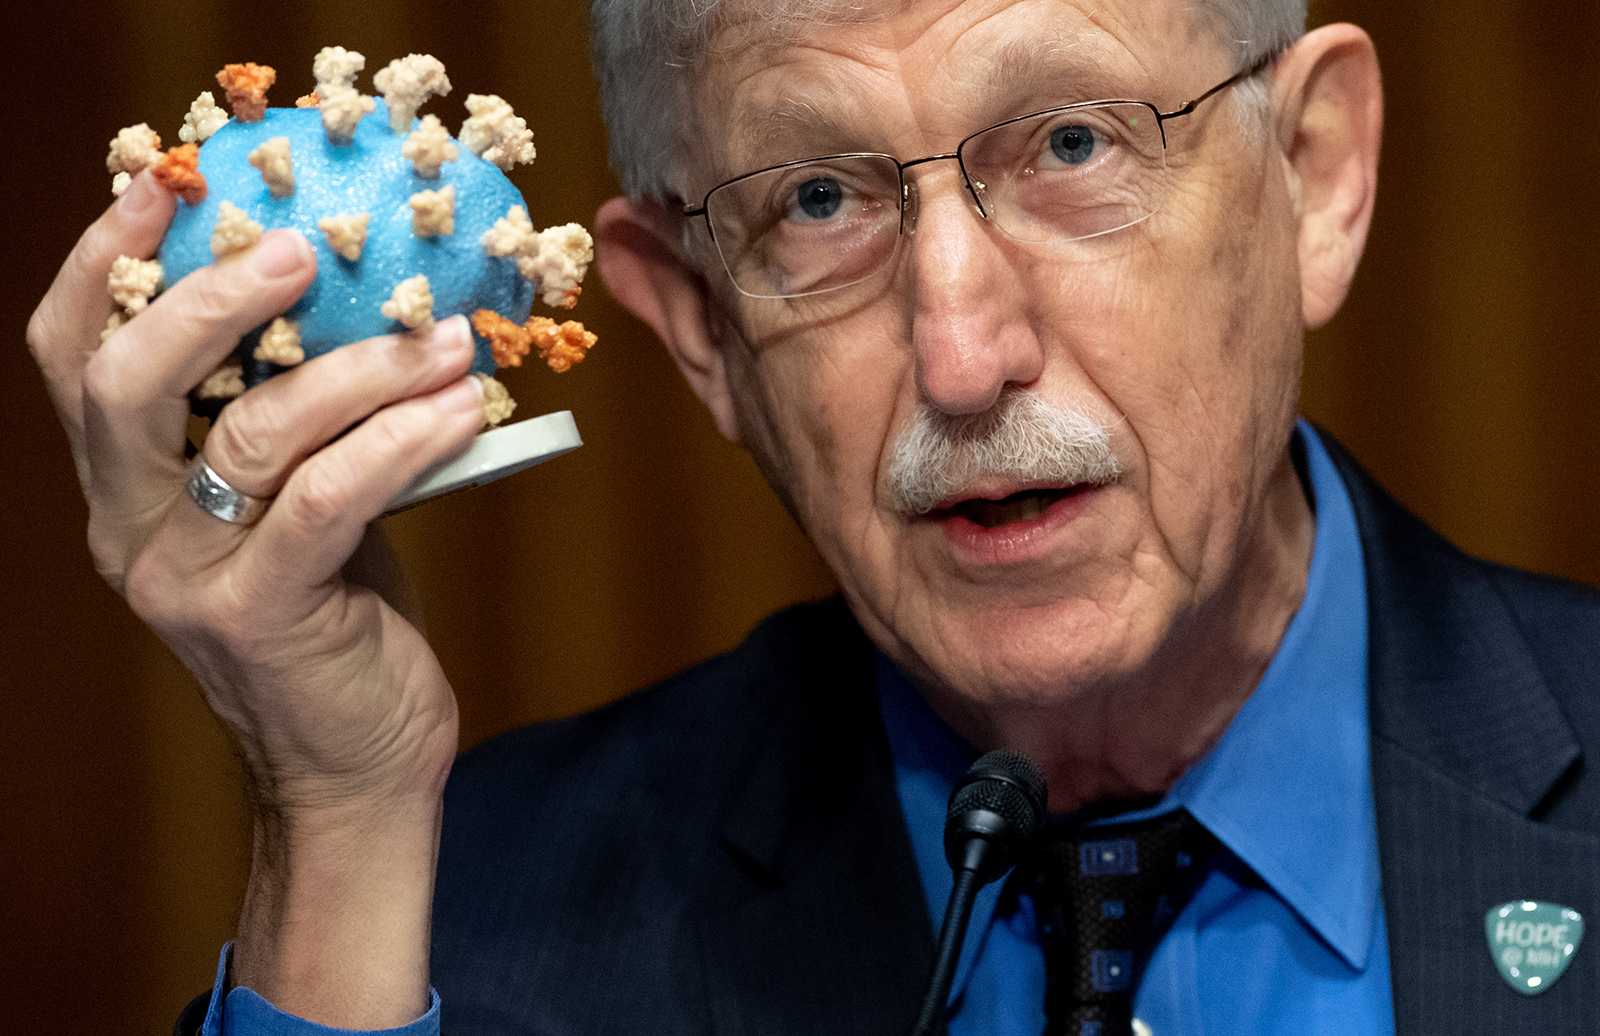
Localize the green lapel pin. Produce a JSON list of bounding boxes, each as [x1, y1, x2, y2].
[[1486, 901, 1584, 995]]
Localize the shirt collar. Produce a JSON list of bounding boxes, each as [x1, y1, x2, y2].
[[1168, 422, 1379, 969], [878, 420, 1380, 980]]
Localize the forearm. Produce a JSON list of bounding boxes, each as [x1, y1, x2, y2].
[[232, 788, 445, 1029]]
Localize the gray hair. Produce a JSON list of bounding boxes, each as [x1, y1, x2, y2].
[[590, 0, 1309, 200], [885, 391, 1121, 516]]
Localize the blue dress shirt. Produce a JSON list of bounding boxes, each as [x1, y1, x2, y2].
[[199, 423, 1390, 1036], [197, 945, 440, 1036], [878, 422, 1394, 1036]]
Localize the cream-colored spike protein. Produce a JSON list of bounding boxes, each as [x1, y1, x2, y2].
[[318, 213, 371, 261], [381, 275, 435, 330], [403, 115, 459, 178], [107, 255, 163, 313], [254, 317, 305, 366], [518, 223, 594, 309], [481, 205, 536, 258], [312, 46, 365, 90], [248, 138, 295, 198], [180, 93, 229, 144], [211, 202, 264, 258], [409, 186, 456, 237], [459, 94, 535, 171], [107, 123, 161, 176], [374, 54, 451, 132], [319, 84, 375, 145], [194, 360, 245, 400]]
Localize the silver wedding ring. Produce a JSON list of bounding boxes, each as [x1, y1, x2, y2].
[[185, 453, 272, 526]]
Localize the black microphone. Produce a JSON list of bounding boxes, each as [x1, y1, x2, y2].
[[910, 750, 1047, 1036]]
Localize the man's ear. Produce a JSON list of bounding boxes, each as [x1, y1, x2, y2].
[[593, 197, 743, 441], [1272, 24, 1383, 329]]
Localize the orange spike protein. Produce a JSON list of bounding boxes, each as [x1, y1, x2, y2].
[[472, 311, 597, 372], [471, 310, 533, 368], [528, 317, 597, 373], [216, 63, 276, 122], [150, 145, 208, 204]]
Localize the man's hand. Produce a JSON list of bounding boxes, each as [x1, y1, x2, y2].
[[27, 170, 483, 1027]]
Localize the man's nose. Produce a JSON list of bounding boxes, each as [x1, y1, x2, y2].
[[904, 168, 1046, 415]]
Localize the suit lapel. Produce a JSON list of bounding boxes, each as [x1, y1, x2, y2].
[[697, 601, 936, 1036], [1326, 435, 1600, 1035]]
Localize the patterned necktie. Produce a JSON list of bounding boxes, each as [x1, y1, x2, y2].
[[1016, 808, 1219, 1036]]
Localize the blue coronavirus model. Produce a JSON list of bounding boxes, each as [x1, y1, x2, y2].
[[105, 50, 596, 425]]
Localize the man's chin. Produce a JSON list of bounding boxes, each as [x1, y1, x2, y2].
[[889, 596, 1160, 709]]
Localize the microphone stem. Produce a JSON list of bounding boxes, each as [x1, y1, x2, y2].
[[911, 866, 983, 1036]]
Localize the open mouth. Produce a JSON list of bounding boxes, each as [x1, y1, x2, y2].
[[940, 486, 1081, 529]]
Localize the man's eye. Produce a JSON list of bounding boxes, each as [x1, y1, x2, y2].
[[794, 177, 844, 220], [1048, 124, 1099, 166]]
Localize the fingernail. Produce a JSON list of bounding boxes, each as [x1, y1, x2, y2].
[[426, 313, 471, 352], [117, 172, 159, 216], [437, 376, 485, 415], [251, 230, 311, 279]]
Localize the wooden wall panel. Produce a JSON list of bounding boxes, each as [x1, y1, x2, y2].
[[1302, 0, 1600, 576]]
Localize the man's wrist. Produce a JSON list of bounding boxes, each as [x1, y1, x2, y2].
[[231, 789, 443, 1029], [194, 943, 443, 1036]]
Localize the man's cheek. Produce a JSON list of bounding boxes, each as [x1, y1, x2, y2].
[[812, 344, 904, 473], [749, 364, 862, 534]]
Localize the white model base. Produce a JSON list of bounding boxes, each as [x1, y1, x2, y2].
[[384, 410, 582, 515]]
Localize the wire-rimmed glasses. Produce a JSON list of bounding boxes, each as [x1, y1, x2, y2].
[[684, 53, 1276, 299]]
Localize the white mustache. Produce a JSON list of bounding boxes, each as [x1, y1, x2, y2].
[[885, 391, 1121, 516]]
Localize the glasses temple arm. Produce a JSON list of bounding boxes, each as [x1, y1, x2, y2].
[[1156, 50, 1280, 121]]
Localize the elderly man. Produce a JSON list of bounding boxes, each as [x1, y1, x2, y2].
[[26, 0, 1600, 1033]]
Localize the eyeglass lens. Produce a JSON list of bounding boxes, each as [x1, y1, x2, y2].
[[704, 102, 1168, 299], [706, 155, 904, 299]]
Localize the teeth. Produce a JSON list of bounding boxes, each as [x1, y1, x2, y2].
[[967, 491, 1056, 528]]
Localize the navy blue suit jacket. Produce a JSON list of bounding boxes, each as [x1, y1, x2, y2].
[[180, 440, 1600, 1035]]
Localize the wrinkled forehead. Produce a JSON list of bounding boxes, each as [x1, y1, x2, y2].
[[688, 0, 1223, 184]]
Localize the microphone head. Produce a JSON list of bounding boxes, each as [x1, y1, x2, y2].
[[943, 749, 1048, 879]]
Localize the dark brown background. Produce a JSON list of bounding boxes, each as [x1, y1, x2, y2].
[[1, 0, 1595, 1030]]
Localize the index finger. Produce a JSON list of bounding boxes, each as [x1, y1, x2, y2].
[[26, 171, 178, 436]]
